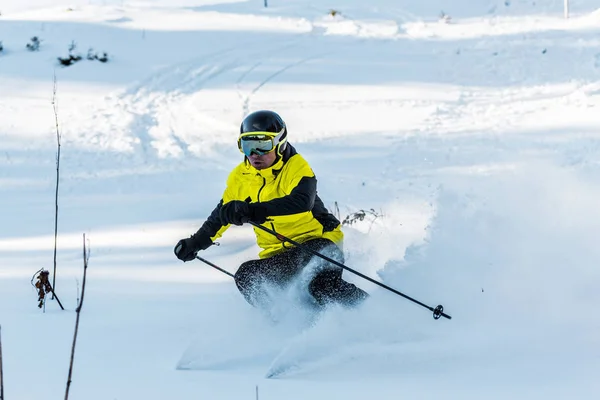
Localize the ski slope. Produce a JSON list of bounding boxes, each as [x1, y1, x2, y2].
[[1, 0, 599, 399]]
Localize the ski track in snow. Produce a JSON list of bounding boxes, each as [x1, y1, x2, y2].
[[76, 34, 331, 159], [239, 51, 326, 117]]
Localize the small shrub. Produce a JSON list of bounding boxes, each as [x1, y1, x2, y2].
[[26, 36, 41, 51], [342, 208, 382, 226], [87, 48, 109, 63], [329, 9, 340, 17], [86, 47, 95, 60], [439, 11, 452, 23], [58, 54, 82, 66], [95, 52, 109, 63], [57, 40, 82, 66], [58, 43, 109, 66]]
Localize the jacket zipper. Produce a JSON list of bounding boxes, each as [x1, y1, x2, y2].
[[257, 176, 266, 202], [257, 175, 285, 246]]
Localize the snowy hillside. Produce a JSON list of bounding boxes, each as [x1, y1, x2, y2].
[[1, 0, 599, 399]]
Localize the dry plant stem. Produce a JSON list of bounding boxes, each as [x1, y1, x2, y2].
[[65, 234, 89, 400], [34, 269, 65, 311], [51, 72, 62, 299], [0, 325, 4, 400], [51, 289, 65, 311]]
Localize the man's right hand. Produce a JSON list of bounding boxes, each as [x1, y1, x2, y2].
[[174, 232, 213, 262]]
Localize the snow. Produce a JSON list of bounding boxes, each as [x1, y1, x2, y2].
[[1, 0, 600, 398]]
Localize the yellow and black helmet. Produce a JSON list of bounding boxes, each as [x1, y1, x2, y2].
[[238, 110, 288, 157]]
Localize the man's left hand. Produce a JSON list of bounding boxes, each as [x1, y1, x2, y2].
[[220, 201, 267, 226]]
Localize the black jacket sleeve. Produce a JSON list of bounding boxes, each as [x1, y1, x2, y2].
[[196, 200, 225, 238], [251, 176, 317, 217]]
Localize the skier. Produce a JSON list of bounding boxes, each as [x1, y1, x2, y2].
[[174, 110, 368, 309]]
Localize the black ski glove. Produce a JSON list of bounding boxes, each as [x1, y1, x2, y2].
[[174, 232, 213, 262], [219, 201, 267, 226]]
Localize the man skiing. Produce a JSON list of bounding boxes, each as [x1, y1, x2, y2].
[[174, 110, 367, 309]]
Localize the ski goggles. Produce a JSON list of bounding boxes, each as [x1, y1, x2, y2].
[[238, 128, 285, 157]]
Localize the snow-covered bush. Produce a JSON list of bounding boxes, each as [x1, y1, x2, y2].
[[96, 52, 109, 63], [87, 48, 109, 63], [439, 11, 452, 23], [26, 36, 41, 51], [86, 48, 95, 60], [57, 40, 82, 66], [58, 42, 110, 66], [342, 208, 382, 227]]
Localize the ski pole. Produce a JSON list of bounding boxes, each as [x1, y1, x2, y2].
[[195, 255, 235, 278], [248, 221, 452, 320]]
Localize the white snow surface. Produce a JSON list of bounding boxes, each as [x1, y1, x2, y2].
[[1, 0, 600, 398]]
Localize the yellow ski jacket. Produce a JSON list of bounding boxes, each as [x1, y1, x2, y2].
[[198, 144, 343, 258]]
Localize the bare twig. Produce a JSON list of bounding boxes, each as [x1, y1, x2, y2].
[[75, 279, 80, 305], [51, 72, 62, 299], [333, 201, 340, 221], [65, 234, 89, 400], [0, 325, 4, 400]]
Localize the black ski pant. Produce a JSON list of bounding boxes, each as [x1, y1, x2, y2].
[[234, 238, 368, 308]]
